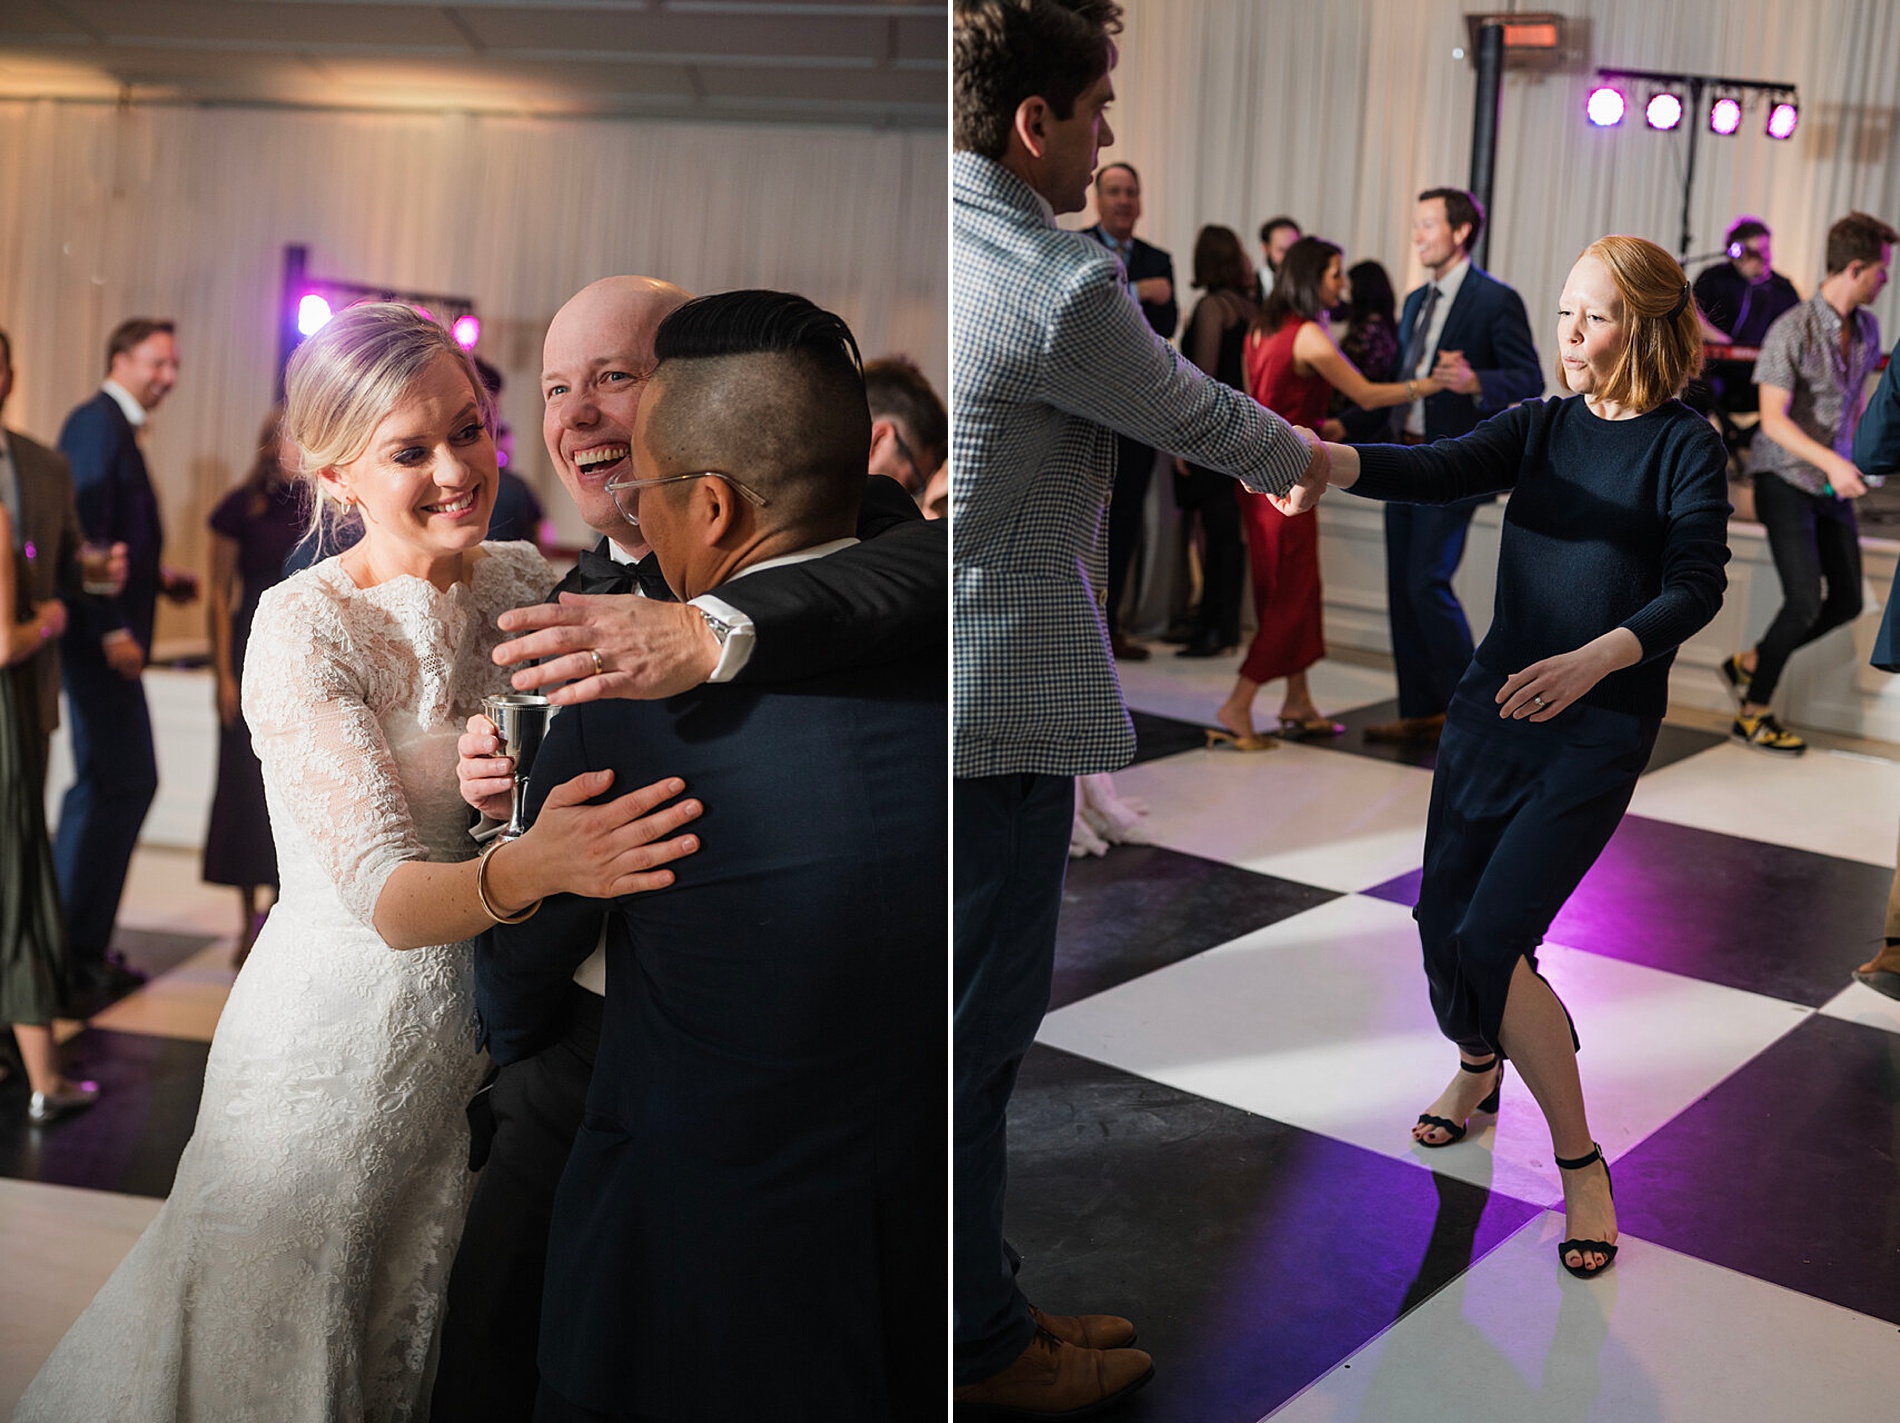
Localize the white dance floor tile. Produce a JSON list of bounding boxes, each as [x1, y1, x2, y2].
[[0, 1179, 157, 1415], [118, 845, 246, 941], [89, 942, 238, 1044], [1110, 744, 1432, 893], [1816, 978, 1900, 1036], [1628, 743, 1900, 868], [1114, 651, 1398, 728], [1039, 895, 1809, 1208], [1264, 1216, 1900, 1423]]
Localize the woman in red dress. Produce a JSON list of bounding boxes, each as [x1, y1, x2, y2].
[[1213, 237, 1442, 747]]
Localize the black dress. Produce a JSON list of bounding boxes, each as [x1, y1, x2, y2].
[[1, 563, 66, 1026], [201, 480, 305, 890], [1177, 291, 1256, 648]]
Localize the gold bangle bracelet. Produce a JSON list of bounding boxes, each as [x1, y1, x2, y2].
[[1406, 378, 1418, 401], [477, 841, 541, 925]]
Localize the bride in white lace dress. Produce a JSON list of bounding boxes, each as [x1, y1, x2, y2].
[[17, 305, 699, 1422]]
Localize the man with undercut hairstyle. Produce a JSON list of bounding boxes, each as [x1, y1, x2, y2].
[[480, 289, 943, 1423], [433, 275, 944, 1421]]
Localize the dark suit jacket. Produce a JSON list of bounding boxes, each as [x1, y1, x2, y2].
[[546, 474, 943, 679], [1855, 341, 1900, 671], [1085, 225, 1179, 339], [1394, 265, 1544, 440], [5, 427, 84, 738], [480, 647, 944, 1419], [57, 390, 164, 653]]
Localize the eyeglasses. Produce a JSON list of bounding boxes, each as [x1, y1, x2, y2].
[[1736, 245, 1768, 261], [603, 469, 769, 526]]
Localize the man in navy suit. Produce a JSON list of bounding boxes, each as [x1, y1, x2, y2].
[[478, 290, 942, 1422], [1085, 160, 1178, 659], [1370, 188, 1543, 744], [55, 318, 198, 999]]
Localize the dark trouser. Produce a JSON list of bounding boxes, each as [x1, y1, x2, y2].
[[1748, 474, 1863, 708], [1418, 666, 1658, 1054], [53, 652, 157, 968], [954, 772, 1074, 1384], [433, 986, 602, 1423], [1181, 467, 1244, 647], [1107, 435, 1155, 637], [1383, 501, 1483, 719]]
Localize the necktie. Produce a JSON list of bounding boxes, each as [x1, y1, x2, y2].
[[631, 552, 673, 602], [570, 545, 634, 595], [567, 545, 674, 602], [1404, 285, 1441, 380]]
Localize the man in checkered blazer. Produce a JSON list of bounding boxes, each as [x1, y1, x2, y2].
[[953, 2, 1323, 1413]]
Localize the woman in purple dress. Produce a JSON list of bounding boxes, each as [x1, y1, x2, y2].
[[203, 408, 307, 965]]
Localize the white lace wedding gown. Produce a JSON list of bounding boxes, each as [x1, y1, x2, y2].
[[17, 541, 551, 1423]]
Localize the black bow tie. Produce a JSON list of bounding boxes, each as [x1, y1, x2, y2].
[[571, 546, 674, 602]]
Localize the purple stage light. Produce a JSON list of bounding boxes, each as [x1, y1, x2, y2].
[[1645, 93, 1683, 131], [296, 293, 333, 336], [1766, 102, 1799, 140], [1709, 97, 1743, 135], [452, 313, 481, 350], [1586, 86, 1627, 127]]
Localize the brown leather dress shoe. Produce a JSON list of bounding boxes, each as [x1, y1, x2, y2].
[[1363, 713, 1445, 744], [953, 1326, 1154, 1418], [1110, 633, 1150, 662], [1028, 1303, 1137, 1350]]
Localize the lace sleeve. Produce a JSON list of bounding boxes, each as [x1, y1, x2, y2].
[[243, 575, 425, 932]]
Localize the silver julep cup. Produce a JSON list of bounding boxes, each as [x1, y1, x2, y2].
[[483, 693, 559, 840]]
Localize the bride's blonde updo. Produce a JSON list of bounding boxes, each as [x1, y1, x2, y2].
[[283, 302, 494, 522]]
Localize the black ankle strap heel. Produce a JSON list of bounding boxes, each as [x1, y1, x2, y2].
[[1415, 1056, 1504, 1148], [1554, 1141, 1618, 1278]]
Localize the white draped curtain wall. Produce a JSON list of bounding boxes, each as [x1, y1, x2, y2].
[[1088, 0, 1900, 365], [0, 99, 946, 647]]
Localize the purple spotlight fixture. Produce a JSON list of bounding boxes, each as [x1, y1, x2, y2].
[[1709, 96, 1743, 135], [1585, 85, 1626, 127], [296, 293, 333, 337], [1766, 101, 1799, 140], [452, 313, 482, 350], [1644, 92, 1683, 131]]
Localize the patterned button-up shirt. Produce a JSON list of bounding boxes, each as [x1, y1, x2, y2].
[[1750, 292, 1884, 496]]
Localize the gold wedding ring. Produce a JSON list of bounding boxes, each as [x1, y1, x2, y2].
[[588, 648, 605, 678]]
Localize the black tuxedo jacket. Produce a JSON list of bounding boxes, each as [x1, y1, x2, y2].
[[5, 427, 84, 738], [58, 391, 164, 653], [480, 646, 944, 1418], [548, 475, 940, 687], [1393, 265, 1543, 440], [1085, 225, 1179, 340]]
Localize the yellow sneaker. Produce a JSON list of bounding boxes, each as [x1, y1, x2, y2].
[[1732, 712, 1806, 755]]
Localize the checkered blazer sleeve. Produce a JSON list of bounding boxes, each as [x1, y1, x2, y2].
[[1040, 259, 1310, 498]]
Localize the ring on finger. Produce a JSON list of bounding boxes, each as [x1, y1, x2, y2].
[[1532, 695, 1545, 708], [588, 648, 605, 678]]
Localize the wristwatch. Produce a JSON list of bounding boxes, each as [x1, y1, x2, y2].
[[698, 607, 735, 650]]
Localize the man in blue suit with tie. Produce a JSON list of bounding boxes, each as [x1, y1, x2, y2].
[[55, 318, 198, 1001], [478, 290, 942, 1422], [1369, 188, 1543, 744]]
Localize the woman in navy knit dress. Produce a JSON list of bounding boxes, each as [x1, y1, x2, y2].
[[1291, 235, 1730, 1276]]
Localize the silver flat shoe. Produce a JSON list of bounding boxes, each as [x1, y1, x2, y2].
[[28, 1080, 100, 1125], [1853, 968, 1900, 1002]]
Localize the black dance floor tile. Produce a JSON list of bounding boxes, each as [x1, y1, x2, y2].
[[998, 1046, 1542, 1423], [1362, 815, 1890, 1007], [1055, 846, 1338, 1010], [0, 1029, 208, 1198], [1643, 721, 1728, 774], [1615, 1013, 1900, 1325], [1325, 698, 1441, 771], [1129, 709, 1214, 765]]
